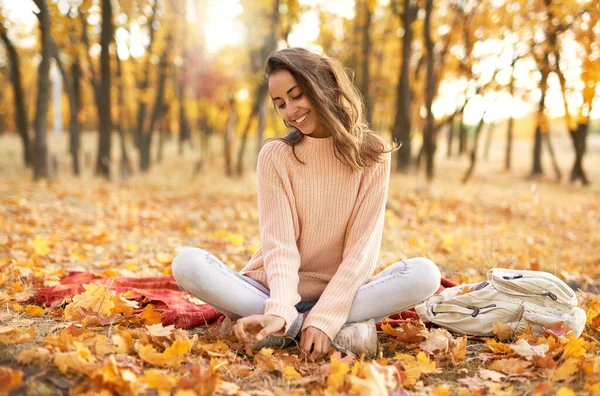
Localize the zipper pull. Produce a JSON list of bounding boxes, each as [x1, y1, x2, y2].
[[503, 274, 523, 280]]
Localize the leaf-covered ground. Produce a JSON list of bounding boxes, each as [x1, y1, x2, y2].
[[1, 135, 600, 395]]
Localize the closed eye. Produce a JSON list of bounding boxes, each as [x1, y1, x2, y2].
[[276, 93, 303, 110]]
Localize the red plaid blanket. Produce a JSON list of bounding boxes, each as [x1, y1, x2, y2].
[[33, 272, 458, 330]]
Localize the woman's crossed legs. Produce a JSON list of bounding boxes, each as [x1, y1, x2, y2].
[[171, 248, 441, 340]]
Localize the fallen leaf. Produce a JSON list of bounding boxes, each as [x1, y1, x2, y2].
[[493, 322, 514, 341], [326, 358, 350, 393], [283, 365, 302, 379], [562, 335, 587, 358], [509, 339, 549, 360], [419, 328, 452, 354], [140, 369, 177, 390], [146, 323, 175, 338], [554, 358, 580, 382], [479, 368, 506, 382], [555, 386, 577, 396], [71, 283, 115, 316], [17, 347, 51, 364], [139, 304, 162, 325], [24, 305, 45, 316], [0, 328, 36, 344], [451, 336, 467, 361], [0, 367, 23, 393], [32, 236, 51, 256], [490, 358, 531, 375]]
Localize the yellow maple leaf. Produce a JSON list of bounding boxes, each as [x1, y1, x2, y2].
[[139, 336, 196, 367], [555, 358, 581, 381], [71, 283, 116, 316], [54, 341, 96, 375], [140, 369, 177, 390], [32, 236, 51, 256], [24, 305, 45, 316], [327, 358, 350, 393], [396, 351, 436, 380], [556, 386, 577, 396], [562, 335, 587, 358], [283, 365, 302, 379]]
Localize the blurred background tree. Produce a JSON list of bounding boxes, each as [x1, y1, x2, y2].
[[0, 0, 598, 184]]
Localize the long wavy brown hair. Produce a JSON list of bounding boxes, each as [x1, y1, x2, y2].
[[264, 47, 400, 171]]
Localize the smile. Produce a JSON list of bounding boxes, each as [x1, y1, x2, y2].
[[294, 111, 310, 125]]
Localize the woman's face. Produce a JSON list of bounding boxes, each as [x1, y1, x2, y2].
[[268, 69, 328, 138]]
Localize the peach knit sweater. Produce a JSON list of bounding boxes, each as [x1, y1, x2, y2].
[[240, 135, 391, 340]]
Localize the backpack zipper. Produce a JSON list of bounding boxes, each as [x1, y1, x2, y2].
[[493, 274, 574, 301]]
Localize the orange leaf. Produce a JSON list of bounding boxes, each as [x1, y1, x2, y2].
[[544, 321, 571, 337], [0, 367, 23, 394], [140, 304, 162, 325], [451, 336, 467, 361], [456, 286, 475, 296], [493, 322, 514, 341], [380, 323, 400, 337]]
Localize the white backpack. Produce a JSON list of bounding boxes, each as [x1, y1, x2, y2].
[[415, 268, 587, 337]]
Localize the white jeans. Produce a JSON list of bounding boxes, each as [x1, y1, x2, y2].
[[172, 248, 441, 338]]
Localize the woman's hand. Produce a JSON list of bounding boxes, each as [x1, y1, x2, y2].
[[233, 314, 286, 344], [300, 326, 331, 360]]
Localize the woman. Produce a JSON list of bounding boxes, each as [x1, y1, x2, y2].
[[172, 47, 441, 360]]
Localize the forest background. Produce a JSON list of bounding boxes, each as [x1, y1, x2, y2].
[[0, 0, 599, 395]]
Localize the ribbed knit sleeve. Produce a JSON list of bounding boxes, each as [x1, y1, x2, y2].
[[256, 143, 302, 333], [301, 152, 391, 340]]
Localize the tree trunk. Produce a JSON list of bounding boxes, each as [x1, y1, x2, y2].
[[135, 0, 158, 150], [140, 35, 170, 172], [423, 0, 436, 180], [69, 60, 81, 176], [392, 0, 417, 171], [0, 30, 31, 167], [543, 130, 561, 181], [483, 122, 494, 160], [95, 0, 113, 179], [32, 0, 51, 180], [236, 82, 267, 176], [462, 115, 489, 183], [225, 95, 236, 177], [116, 52, 132, 180], [531, 57, 549, 177], [570, 122, 589, 184]]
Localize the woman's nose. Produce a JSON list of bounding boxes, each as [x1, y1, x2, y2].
[[286, 104, 298, 121]]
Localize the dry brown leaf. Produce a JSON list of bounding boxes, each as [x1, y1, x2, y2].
[[493, 322, 514, 341], [509, 339, 549, 360], [419, 328, 452, 354], [17, 347, 51, 364], [479, 368, 506, 382], [490, 358, 531, 375]]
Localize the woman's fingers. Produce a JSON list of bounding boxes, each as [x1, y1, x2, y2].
[[300, 331, 313, 355], [233, 318, 250, 343]]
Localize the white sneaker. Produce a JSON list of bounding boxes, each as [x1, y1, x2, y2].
[[331, 319, 378, 359]]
